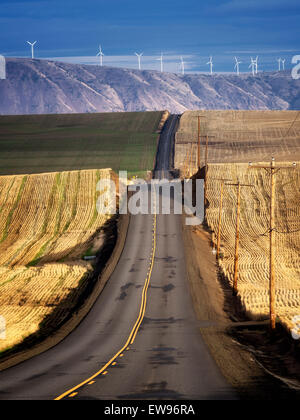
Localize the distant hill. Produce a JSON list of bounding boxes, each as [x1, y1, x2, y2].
[[0, 58, 299, 115]]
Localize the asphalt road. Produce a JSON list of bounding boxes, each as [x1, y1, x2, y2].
[[0, 115, 235, 400]]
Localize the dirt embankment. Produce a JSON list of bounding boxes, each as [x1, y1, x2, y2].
[[157, 110, 170, 133], [183, 221, 300, 399]]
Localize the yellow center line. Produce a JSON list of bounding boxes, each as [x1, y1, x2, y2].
[[69, 392, 78, 398], [54, 190, 157, 401]]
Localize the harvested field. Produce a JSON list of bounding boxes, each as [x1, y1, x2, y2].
[[175, 110, 300, 336], [205, 163, 300, 334], [175, 110, 300, 175], [0, 169, 114, 352], [0, 111, 167, 354]]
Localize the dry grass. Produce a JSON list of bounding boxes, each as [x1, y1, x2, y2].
[[0, 169, 113, 352], [175, 110, 300, 176], [205, 163, 300, 333], [174, 110, 300, 335]]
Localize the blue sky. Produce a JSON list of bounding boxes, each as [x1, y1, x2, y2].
[[0, 0, 299, 73]]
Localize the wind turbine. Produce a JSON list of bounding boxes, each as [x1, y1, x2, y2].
[[207, 56, 213, 75], [135, 52, 143, 70], [249, 57, 256, 76], [281, 58, 286, 71], [156, 52, 164, 73], [180, 56, 185, 75], [27, 41, 37, 59], [97, 45, 104, 66], [234, 57, 242, 75]]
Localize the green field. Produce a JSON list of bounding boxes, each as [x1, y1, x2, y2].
[[0, 111, 164, 177]]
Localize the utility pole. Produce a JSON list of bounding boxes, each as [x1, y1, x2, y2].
[[198, 116, 201, 170], [217, 181, 225, 259], [197, 116, 206, 170], [226, 181, 254, 295], [189, 144, 194, 177], [211, 178, 232, 259], [249, 158, 296, 330], [184, 149, 189, 178], [204, 135, 215, 207]]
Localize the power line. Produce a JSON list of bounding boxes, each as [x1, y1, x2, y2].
[[282, 111, 300, 140]]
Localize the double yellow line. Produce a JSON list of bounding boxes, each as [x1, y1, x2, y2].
[[55, 191, 157, 400]]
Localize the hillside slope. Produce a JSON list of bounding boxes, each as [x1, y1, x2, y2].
[[0, 58, 299, 115], [0, 169, 114, 352]]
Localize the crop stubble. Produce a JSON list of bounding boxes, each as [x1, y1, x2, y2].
[[0, 169, 113, 352], [175, 111, 300, 335]]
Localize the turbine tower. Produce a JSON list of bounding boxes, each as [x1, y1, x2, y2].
[[135, 52, 143, 70], [180, 56, 185, 75], [249, 57, 256, 76], [156, 52, 164, 73], [254, 56, 259, 74], [281, 58, 286, 71], [207, 56, 213, 75], [277, 58, 282, 71], [97, 45, 104, 66], [27, 41, 37, 59], [234, 57, 242, 75]]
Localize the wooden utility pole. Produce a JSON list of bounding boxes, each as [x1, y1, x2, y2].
[[183, 148, 189, 178], [217, 181, 225, 259], [204, 135, 215, 207], [211, 178, 232, 259], [270, 158, 276, 329], [196, 116, 206, 170], [197, 116, 201, 170], [234, 182, 241, 295], [189, 144, 194, 177], [249, 158, 296, 330], [226, 181, 254, 295]]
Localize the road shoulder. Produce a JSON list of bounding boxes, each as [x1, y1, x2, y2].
[[182, 221, 298, 400]]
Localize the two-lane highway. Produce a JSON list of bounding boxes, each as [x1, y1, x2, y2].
[[154, 114, 178, 179], [0, 115, 236, 400]]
